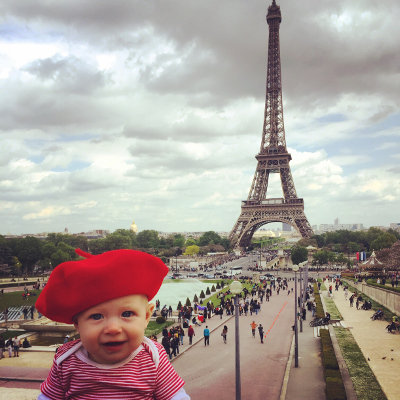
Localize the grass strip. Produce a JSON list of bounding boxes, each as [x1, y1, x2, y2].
[[324, 297, 342, 320], [333, 327, 387, 400], [0, 290, 42, 309]]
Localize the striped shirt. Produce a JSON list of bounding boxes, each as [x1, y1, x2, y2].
[[40, 337, 185, 399]]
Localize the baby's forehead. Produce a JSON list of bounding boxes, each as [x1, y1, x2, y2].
[[76, 294, 150, 317]]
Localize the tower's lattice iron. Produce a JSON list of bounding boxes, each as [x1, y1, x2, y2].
[[229, 0, 313, 249]]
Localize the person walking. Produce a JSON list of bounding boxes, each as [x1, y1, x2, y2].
[[12, 336, 20, 357], [188, 325, 195, 345], [250, 321, 258, 338], [161, 335, 172, 360], [258, 324, 264, 344], [221, 325, 228, 344], [203, 325, 210, 346]]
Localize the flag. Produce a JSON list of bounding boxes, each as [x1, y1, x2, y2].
[[356, 252, 359, 261]]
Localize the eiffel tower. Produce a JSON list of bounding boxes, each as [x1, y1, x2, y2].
[[229, 0, 313, 249]]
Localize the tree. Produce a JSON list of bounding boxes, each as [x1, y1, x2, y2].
[[88, 238, 106, 255], [15, 236, 43, 274], [185, 238, 197, 247], [290, 246, 308, 265], [335, 253, 348, 266], [184, 245, 200, 256], [185, 297, 191, 307], [193, 294, 199, 303], [211, 285, 216, 292], [347, 242, 360, 253], [370, 232, 397, 251], [57, 242, 78, 259], [200, 290, 205, 299], [173, 234, 185, 248], [104, 234, 132, 250], [377, 241, 400, 271], [198, 231, 222, 247], [206, 287, 211, 295], [42, 242, 57, 259], [112, 229, 138, 247], [312, 249, 335, 266], [51, 250, 70, 268], [137, 230, 160, 248]]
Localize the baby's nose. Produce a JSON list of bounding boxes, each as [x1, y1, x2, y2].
[[104, 319, 122, 334]]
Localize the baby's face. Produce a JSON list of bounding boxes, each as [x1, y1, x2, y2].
[[74, 294, 154, 364]]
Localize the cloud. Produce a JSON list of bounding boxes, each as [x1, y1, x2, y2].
[[0, 0, 399, 236]]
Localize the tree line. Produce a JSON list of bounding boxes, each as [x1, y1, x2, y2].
[[293, 227, 400, 269], [0, 230, 232, 276]]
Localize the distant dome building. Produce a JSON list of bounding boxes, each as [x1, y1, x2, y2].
[[130, 220, 138, 233]]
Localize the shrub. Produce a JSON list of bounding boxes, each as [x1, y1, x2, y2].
[[216, 282, 221, 289], [200, 290, 205, 299], [176, 301, 182, 310], [185, 297, 191, 307], [221, 281, 225, 288], [211, 285, 216, 292], [206, 287, 211, 295], [193, 294, 199, 303], [156, 316, 166, 324]]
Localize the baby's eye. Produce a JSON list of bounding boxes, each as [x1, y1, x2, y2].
[[122, 311, 135, 317], [90, 313, 103, 320]]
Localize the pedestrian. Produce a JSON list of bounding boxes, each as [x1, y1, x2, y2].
[[12, 336, 20, 357], [350, 294, 354, 307], [0, 335, 5, 358], [250, 321, 258, 338], [162, 335, 172, 360], [63, 335, 69, 345], [258, 324, 264, 344], [178, 325, 184, 345], [221, 325, 228, 344], [6, 338, 12, 358], [188, 325, 195, 345], [35, 249, 189, 399], [171, 335, 179, 357], [204, 325, 210, 346]]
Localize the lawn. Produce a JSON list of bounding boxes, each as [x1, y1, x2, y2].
[[334, 327, 387, 400], [324, 297, 342, 320], [0, 290, 42, 309], [145, 320, 174, 337]]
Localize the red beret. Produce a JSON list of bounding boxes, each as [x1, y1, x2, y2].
[[36, 249, 168, 324]]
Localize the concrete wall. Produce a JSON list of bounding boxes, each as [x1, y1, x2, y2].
[[344, 279, 400, 317]]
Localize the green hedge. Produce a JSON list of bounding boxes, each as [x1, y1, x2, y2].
[[367, 280, 400, 294], [313, 283, 325, 318], [320, 330, 346, 400]]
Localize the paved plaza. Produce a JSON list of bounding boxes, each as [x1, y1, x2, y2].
[[0, 276, 399, 399]]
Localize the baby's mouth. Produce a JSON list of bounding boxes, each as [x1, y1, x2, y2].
[[103, 341, 125, 348]]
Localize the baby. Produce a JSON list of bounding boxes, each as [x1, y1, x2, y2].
[[36, 249, 190, 399]]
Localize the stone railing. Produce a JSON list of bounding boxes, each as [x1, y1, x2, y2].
[[343, 279, 400, 317]]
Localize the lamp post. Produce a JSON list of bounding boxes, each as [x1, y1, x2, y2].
[[230, 280, 243, 400], [292, 264, 299, 368], [299, 266, 303, 332]]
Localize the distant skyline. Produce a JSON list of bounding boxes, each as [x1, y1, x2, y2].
[[0, 1, 399, 236]]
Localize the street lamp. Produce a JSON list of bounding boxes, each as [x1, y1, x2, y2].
[[230, 280, 243, 400], [292, 264, 299, 368]]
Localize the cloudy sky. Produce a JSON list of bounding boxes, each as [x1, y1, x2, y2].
[[1, 0, 399, 236]]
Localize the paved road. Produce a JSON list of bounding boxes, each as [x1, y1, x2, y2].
[[171, 287, 296, 400]]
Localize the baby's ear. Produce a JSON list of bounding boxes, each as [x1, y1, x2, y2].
[[72, 316, 79, 332], [146, 303, 155, 323]]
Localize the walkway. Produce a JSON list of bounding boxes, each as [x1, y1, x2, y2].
[[327, 280, 400, 400]]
